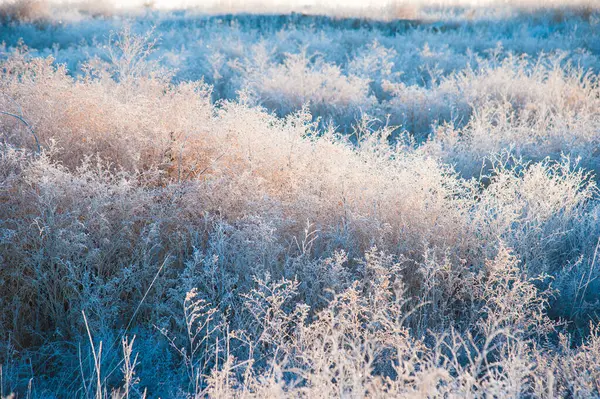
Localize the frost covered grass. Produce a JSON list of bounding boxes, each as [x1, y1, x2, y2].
[[1, 1, 600, 398]]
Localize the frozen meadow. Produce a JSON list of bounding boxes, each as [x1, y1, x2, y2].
[[1, 0, 600, 397]]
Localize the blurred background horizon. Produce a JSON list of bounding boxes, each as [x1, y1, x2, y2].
[[1, 0, 598, 19]]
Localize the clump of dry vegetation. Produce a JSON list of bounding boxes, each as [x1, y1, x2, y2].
[[1, 1, 600, 397]]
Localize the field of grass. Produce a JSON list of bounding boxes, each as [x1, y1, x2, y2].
[[1, 0, 600, 397]]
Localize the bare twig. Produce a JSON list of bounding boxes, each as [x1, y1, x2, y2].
[[0, 110, 41, 153]]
